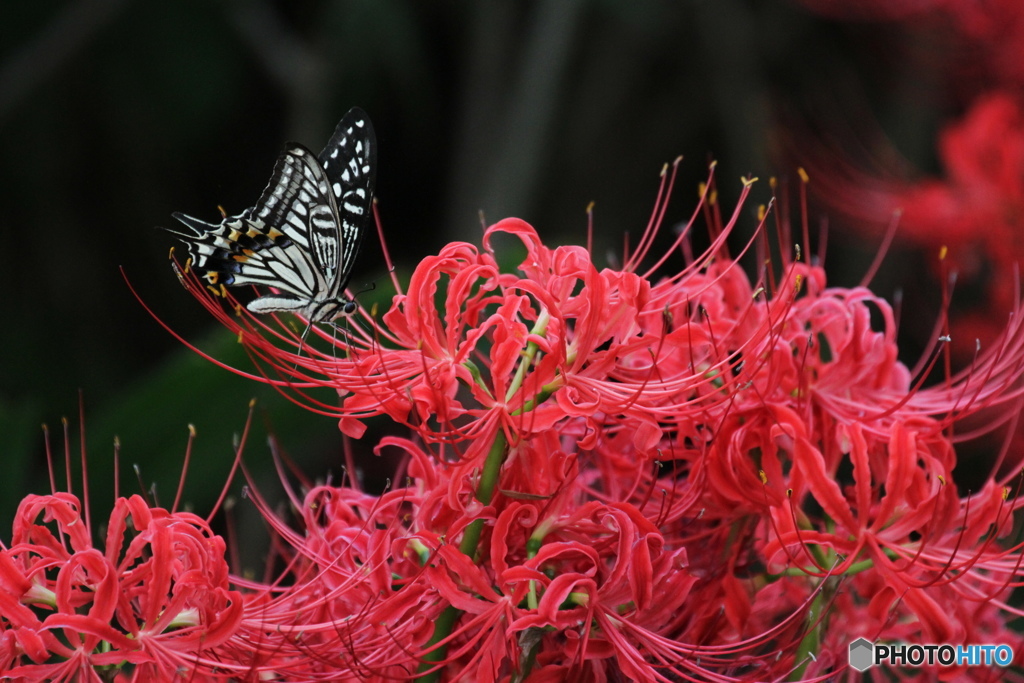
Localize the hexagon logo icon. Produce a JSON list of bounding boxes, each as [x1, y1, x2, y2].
[[849, 637, 874, 672]]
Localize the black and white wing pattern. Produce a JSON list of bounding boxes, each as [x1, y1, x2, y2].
[[165, 107, 376, 323]]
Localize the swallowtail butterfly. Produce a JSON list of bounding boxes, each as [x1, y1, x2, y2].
[[166, 107, 376, 323]]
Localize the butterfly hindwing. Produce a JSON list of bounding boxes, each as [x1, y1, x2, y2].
[[169, 201, 325, 305], [165, 107, 376, 322]]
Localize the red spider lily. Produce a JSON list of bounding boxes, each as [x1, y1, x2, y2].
[[0, 493, 246, 681], [128, 159, 1024, 679], [801, 92, 1024, 354], [236, 436, 829, 682]]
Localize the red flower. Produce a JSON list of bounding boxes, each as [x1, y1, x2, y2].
[[136, 159, 1024, 679], [0, 493, 246, 681]]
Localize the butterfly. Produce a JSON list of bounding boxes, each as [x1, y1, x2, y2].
[[166, 107, 376, 323]]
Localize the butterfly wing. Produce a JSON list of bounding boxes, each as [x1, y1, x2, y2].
[[167, 145, 338, 314], [165, 107, 376, 320], [317, 107, 376, 298]]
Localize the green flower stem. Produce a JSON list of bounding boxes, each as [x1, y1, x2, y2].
[[524, 524, 549, 611], [790, 579, 831, 681], [417, 605, 460, 680], [461, 358, 494, 399], [417, 430, 508, 681], [514, 380, 560, 416], [418, 310, 550, 680], [505, 310, 550, 403], [459, 430, 507, 555]]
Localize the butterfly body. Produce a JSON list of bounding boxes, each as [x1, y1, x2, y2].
[[166, 108, 375, 323]]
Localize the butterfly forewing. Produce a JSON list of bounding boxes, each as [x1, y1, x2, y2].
[[318, 109, 376, 298], [165, 107, 377, 323], [246, 145, 338, 293]]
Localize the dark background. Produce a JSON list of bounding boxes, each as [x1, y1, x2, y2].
[[0, 1, 951, 553]]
